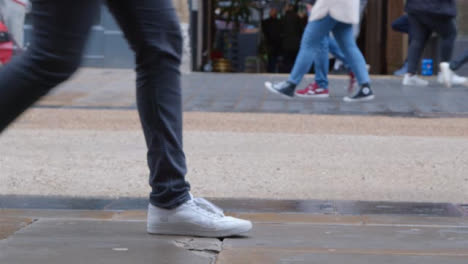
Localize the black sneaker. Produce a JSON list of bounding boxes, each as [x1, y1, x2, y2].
[[265, 81, 296, 99], [343, 83, 375, 102]]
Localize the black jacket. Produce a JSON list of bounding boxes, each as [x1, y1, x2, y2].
[[405, 0, 457, 17]]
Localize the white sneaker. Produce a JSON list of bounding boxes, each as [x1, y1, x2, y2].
[[403, 74, 429, 86], [439, 62, 453, 88], [438, 63, 467, 88], [147, 196, 252, 237]]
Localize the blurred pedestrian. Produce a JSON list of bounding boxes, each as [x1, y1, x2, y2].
[[0, 0, 252, 238], [403, 0, 457, 86], [262, 7, 282, 73], [294, 0, 357, 98], [265, 0, 374, 102], [391, 14, 410, 76], [280, 4, 303, 72]]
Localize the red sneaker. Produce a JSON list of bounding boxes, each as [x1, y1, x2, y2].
[[295, 82, 329, 98]]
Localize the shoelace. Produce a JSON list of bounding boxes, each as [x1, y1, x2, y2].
[[193, 198, 225, 217], [187, 193, 225, 217]]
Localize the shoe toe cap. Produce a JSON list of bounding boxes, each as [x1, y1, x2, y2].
[[223, 216, 253, 230]]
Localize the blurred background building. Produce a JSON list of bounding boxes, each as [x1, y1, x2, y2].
[[18, 0, 468, 75]]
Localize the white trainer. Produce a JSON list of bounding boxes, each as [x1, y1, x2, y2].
[[439, 62, 453, 88], [403, 73, 429, 86], [147, 196, 252, 237], [438, 63, 467, 88]]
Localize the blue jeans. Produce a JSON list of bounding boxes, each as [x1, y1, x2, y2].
[[313, 36, 349, 89], [288, 15, 370, 87]]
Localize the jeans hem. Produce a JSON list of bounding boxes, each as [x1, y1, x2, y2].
[[149, 191, 191, 210]]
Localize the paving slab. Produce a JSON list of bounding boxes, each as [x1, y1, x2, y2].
[[217, 249, 468, 264], [0, 219, 218, 264], [0, 209, 117, 220], [218, 223, 468, 263], [223, 223, 468, 251], [2, 209, 468, 264], [0, 215, 33, 240]]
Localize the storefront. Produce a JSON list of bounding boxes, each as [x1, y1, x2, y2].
[[17, 0, 467, 75], [190, 0, 468, 74]]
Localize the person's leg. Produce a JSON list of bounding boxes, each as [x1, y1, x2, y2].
[[265, 16, 335, 98], [392, 14, 409, 34], [332, 21, 374, 102], [406, 14, 431, 75], [432, 18, 457, 63], [313, 36, 330, 89], [105, 0, 190, 209], [328, 36, 349, 68], [332, 22, 369, 85], [105, 0, 252, 237], [391, 15, 410, 76], [295, 36, 330, 98], [288, 16, 336, 85], [0, 0, 98, 132], [450, 50, 468, 71]]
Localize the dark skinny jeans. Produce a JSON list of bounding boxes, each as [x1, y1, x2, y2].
[[0, 0, 191, 209], [407, 12, 457, 74]]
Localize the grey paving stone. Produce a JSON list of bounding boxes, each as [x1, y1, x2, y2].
[[218, 221, 468, 263], [0, 219, 215, 264], [218, 249, 468, 264], [223, 223, 468, 252]]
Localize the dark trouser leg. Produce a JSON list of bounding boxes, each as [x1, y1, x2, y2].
[[450, 50, 468, 71], [407, 14, 431, 74], [0, 0, 98, 133], [392, 14, 409, 34], [106, 0, 190, 209], [431, 19, 457, 62]]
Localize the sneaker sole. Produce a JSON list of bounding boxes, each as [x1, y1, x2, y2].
[[147, 223, 252, 238], [264, 82, 293, 99], [295, 93, 330, 98], [343, 95, 375, 103]]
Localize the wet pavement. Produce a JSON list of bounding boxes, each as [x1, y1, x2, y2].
[[38, 68, 468, 117], [1, 198, 468, 264]]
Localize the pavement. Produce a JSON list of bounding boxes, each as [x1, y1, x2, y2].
[[1, 68, 468, 263], [36, 68, 468, 117], [1, 199, 468, 264]]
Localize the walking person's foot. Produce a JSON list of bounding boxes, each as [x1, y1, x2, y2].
[[265, 81, 296, 99], [295, 82, 329, 98], [439, 62, 467, 88], [346, 66, 369, 92], [147, 195, 252, 238], [402, 73, 429, 86], [343, 83, 374, 102]]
